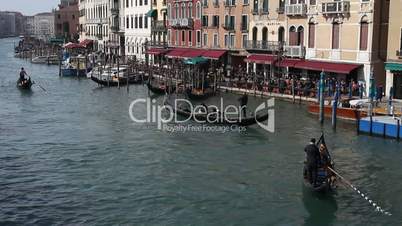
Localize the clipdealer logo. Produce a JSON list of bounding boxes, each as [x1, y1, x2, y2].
[[128, 97, 275, 133]]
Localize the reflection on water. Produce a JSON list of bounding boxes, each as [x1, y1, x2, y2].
[[302, 185, 338, 226]]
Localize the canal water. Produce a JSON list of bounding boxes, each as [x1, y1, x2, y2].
[[1, 38, 401, 225]]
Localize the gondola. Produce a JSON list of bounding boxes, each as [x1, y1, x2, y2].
[[164, 96, 269, 126], [303, 134, 337, 193], [90, 75, 144, 86], [147, 81, 175, 95], [17, 78, 33, 90], [186, 88, 215, 100]]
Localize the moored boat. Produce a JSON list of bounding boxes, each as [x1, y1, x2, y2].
[[147, 80, 175, 95], [61, 56, 92, 77], [164, 96, 269, 126], [308, 102, 367, 121], [186, 87, 215, 100]]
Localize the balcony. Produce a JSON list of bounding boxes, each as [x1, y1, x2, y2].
[[87, 18, 107, 24], [152, 20, 167, 32], [110, 25, 120, 33], [285, 4, 307, 16], [171, 18, 194, 28], [259, 8, 269, 15], [284, 45, 305, 58], [322, 1, 350, 15], [397, 50, 402, 59], [150, 41, 168, 48], [224, 0, 235, 7], [222, 23, 235, 31], [245, 40, 282, 52]]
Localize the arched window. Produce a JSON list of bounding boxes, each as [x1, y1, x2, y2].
[[262, 27, 268, 41], [278, 26, 285, 42], [175, 3, 179, 19], [188, 3, 193, 18], [360, 16, 369, 51], [252, 27, 258, 48], [167, 4, 171, 20], [289, 26, 297, 46], [297, 26, 304, 46], [196, 2, 201, 19], [181, 3, 186, 18]]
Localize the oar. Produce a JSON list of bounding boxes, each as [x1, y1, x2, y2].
[[327, 167, 392, 216], [28, 75, 47, 92]]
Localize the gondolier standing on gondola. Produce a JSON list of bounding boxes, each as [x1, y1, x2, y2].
[[304, 138, 320, 186], [19, 67, 28, 82], [239, 92, 248, 118]]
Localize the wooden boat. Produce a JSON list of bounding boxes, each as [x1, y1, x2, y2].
[[17, 78, 33, 90], [303, 134, 337, 193], [147, 81, 175, 95], [308, 104, 366, 121], [164, 96, 269, 126], [186, 88, 215, 100]]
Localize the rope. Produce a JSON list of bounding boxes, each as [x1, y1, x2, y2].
[[328, 167, 392, 216]]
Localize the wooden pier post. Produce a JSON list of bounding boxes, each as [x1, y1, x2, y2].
[[332, 84, 339, 130], [319, 71, 325, 124]]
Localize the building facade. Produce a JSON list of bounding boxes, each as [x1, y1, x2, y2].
[[81, 0, 109, 51], [385, 0, 402, 99], [166, 0, 202, 48], [149, 0, 168, 48], [0, 11, 25, 38], [55, 0, 80, 42], [123, 0, 152, 61], [33, 13, 55, 41]]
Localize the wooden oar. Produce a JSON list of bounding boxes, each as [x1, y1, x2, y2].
[[327, 166, 392, 216], [29, 77, 47, 92]]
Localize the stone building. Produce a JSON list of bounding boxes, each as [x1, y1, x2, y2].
[[55, 0, 80, 41]]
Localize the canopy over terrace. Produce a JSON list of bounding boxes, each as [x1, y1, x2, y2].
[[166, 48, 227, 60]]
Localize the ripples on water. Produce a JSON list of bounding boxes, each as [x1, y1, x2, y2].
[[1, 38, 402, 225]]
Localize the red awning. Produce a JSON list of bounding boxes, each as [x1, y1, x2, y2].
[[202, 50, 226, 60], [294, 60, 362, 74], [79, 39, 93, 47], [166, 48, 187, 58], [64, 42, 85, 49], [147, 48, 169, 55], [245, 54, 276, 64], [181, 49, 205, 58], [276, 58, 302, 67]]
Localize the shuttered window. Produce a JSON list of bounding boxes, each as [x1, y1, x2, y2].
[[308, 23, 315, 48], [332, 23, 339, 49], [289, 32, 298, 46], [360, 22, 368, 50]]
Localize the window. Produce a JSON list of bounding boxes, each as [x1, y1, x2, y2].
[[167, 4, 171, 19], [359, 22, 368, 51], [332, 23, 339, 49], [242, 34, 248, 48], [197, 30, 201, 46], [196, 2, 201, 19], [308, 23, 315, 48], [189, 30, 192, 45], [126, 17, 129, 29], [144, 0, 148, 5], [126, 0, 129, 7], [182, 30, 185, 43], [203, 33, 208, 46], [202, 0, 208, 7], [262, 0, 268, 13], [202, 15, 209, 27], [176, 30, 179, 45], [230, 34, 235, 48], [224, 34, 229, 47], [135, 16, 138, 28], [181, 3, 186, 18], [213, 33, 218, 47], [139, 0, 143, 6], [139, 15, 143, 28], [131, 16, 134, 29], [241, 15, 248, 31], [310, 0, 316, 5], [253, 0, 258, 13], [243, 0, 249, 5], [144, 16, 148, 28], [188, 3, 193, 18]]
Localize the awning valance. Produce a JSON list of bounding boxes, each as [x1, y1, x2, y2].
[[202, 50, 226, 60], [184, 56, 208, 65], [166, 48, 187, 58], [385, 63, 402, 72], [276, 58, 301, 68], [245, 54, 276, 64], [146, 9, 157, 17], [79, 39, 93, 47], [294, 60, 361, 74], [181, 49, 205, 58], [147, 48, 169, 55]]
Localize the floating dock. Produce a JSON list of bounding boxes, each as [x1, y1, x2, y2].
[[358, 116, 402, 139]]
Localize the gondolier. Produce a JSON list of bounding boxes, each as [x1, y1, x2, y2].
[[239, 93, 248, 117], [304, 138, 320, 185], [19, 67, 27, 82]]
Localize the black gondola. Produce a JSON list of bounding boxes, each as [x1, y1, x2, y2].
[[17, 78, 33, 90], [303, 134, 337, 193], [164, 96, 269, 126], [91, 75, 144, 86], [147, 81, 175, 95], [186, 88, 215, 100]]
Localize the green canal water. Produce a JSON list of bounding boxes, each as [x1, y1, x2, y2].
[[1, 38, 402, 225]]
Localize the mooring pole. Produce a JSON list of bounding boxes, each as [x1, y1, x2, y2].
[[332, 82, 339, 129], [319, 70, 325, 124]]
